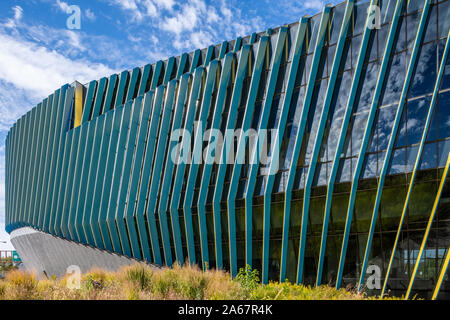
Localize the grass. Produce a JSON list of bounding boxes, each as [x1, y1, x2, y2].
[[0, 264, 401, 300]]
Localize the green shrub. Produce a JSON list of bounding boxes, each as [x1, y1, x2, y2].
[[235, 265, 260, 297], [126, 265, 153, 290]]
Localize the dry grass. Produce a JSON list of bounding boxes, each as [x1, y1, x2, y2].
[[0, 264, 399, 300]]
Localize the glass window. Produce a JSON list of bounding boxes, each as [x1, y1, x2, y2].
[[312, 162, 328, 186], [353, 1, 370, 35], [351, 112, 369, 156], [337, 158, 352, 182], [438, 91, 450, 139], [407, 0, 425, 14], [381, 53, 406, 107], [438, 1, 450, 39], [378, 105, 397, 151], [308, 14, 322, 54], [438, 139, 450, 167], [380, 0, 395, 24], [409, 42, 437, 99], [330, 3, 346, 45], [406, 145, 419, 171], [406, 12, 420, 50], [354, 62, 378, 113], [362, 153, 378, 178], [326, 72, 352, 160], [419, 142, 437, 169], [352, 34, 362, 68], [394, 16, 406, 53], [423, 5, 438, 43], [389, 148, 406, 174], [407, 96, 432, 145], [395, 107, 406, 148], [440, 41, 450, 90], [294, 167, 306, 190], [305, 80, 327, 165], [327, 45, 336, 76]]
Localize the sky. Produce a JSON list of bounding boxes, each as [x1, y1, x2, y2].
[[0, 0, 342, 250]]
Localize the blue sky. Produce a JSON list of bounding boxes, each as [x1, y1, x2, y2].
[[0, 0, 341, 249]]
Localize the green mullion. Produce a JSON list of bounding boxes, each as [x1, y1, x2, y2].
[[70, 120, 94, 243], [90, 109, 117, 251], [150, 61, 163, 90], [169, 67, 205, 266], [37, 90, 62, 231], [114, 96, 146, 259], [31, 98, 50, 228], [123, 91, 155, 260], [260, 17, 307, 282], [134, 86, 166, 264], [115, 70, 129, 108], [34, 94, 54, 230], [196, 53, 233, 270], [138, 64, 152, 96], [105, 100, 134, 256], [336, 0, 405, 289], [102, 74, 118, 113], [13, 114, 28, 228], [81, 115, 108, 248], [226, 34, 269, 278], [82, 80, 97, 122], [146, 80, 178, 266], [243, 27, 288, 284], [316, 0, 378, 288], [183, 60, 220, 266], [381, 28, 450, 296], [48, 87, 74, 236], [42, 85, 69, 232], [190, 49, 201, 73], [16, 111, 32, 227], [157, 74, 190, 265], [162, 57, 175, 85], [125, 67, 141, 103], [99, 106, 126, 253], [358, 0, 431, 291], [91, 77, 108, 118], [211, 45, 251, 270], [298, 0, 354, 287], [176, 53, 188, 78]]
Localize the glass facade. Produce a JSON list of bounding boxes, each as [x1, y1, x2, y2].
[[4, 0, 450, 299]]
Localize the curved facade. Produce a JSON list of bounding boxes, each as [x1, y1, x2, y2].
[[4, 0, 450, 299]]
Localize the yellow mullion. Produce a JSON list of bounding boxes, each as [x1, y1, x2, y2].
[[405, 153, 450, 299], [74, 82, 84, 128], [432, 246, 450, 300]]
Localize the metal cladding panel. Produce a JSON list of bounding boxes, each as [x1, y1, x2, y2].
[[5, 0, 450, 299]]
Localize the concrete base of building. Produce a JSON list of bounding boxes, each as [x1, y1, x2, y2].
[[10, 227, 158, 278]]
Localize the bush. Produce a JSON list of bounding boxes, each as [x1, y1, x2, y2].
[[0, 264, 400, 300], [235, 265, 260, 298], [125, 265, 153, 290]]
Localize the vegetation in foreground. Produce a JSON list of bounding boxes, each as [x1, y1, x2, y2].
[[0, 264, 400, 300]]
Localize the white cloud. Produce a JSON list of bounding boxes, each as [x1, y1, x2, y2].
[[85, 8, 96, 21], [302, 0, 326, 10], [3, 5, 24, 29], [13, 6, 23, 21], [0, 33, 114, 100], [56, 0, 70, 13]]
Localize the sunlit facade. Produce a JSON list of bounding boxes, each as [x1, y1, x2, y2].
[[5, 0, 450, 299]]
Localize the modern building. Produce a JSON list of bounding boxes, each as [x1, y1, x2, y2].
[[4, 0, 450, 299]]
